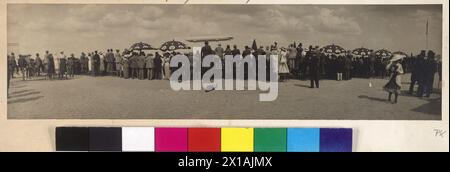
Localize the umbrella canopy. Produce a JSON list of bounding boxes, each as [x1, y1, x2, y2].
[[322, 44, 346, 56], [160, 40, 190, 52], [251, 39, 258, 51], [129, 42, 158, 52], [390, 54, 406, 62], [374, 49, 392, 58], [352, 47, 371, 58], [392, 51, 408, 57]]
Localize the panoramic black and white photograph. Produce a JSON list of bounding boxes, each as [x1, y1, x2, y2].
[[6, 4, 443, 119]]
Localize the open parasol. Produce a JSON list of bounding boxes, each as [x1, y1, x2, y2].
[[392, 51, 408, 57], [322, 44, 346, 56], [160, 40, 190, 52], [129, 42, 158, 52], [374, 49, 392, 59], [352, 47, 371, 58]]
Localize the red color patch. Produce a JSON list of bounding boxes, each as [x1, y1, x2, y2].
[[188, 128, 221, 152]]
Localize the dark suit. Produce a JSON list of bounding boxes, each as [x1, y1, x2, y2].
[[153, 55, 163, 80], [137, 55, 146, 80], [419, 58, 437, 97], [201, 45, 214, 77], [129, 56, 138, 79], [92, 54, 100, 76], [309, 52, 320, 88]]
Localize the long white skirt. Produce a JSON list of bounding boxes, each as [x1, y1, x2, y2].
[[279, 63, 289, 74], [163, 62, 171, 79]]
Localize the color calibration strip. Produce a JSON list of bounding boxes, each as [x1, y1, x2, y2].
[[56, 127, 352, 152]]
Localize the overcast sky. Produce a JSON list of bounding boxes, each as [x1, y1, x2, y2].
[[7, 4, 442, 56]]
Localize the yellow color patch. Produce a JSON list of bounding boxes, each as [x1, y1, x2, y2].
[[221, 128, 254, 152]]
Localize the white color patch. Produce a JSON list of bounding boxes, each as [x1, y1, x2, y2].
[[122, 127, 155, 152]]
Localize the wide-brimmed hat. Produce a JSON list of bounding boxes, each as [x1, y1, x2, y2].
[[390, 54, 405, 62]]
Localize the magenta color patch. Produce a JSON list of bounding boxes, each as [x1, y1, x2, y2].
[[155, 128, 188, 152]]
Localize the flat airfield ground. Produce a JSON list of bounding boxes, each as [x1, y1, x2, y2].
[[7, 73, 442, 120]]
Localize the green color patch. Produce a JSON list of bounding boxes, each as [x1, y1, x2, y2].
[[254, 128, 287, 152]]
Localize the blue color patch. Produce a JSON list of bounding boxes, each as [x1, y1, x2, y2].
[[319, 128, 353, 152], [287, 128, 320, 152]]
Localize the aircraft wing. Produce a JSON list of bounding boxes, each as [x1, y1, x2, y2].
[[186, 36, 234, 43]]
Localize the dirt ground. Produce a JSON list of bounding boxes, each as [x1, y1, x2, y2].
[[7, 73, 442, 120]]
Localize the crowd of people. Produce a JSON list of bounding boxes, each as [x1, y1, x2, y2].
[[7, 41, 442, 101]]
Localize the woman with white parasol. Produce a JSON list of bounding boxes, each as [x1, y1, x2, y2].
[[383, 54, 405, 104]]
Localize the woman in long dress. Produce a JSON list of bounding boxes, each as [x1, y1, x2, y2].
[[383, 54, 404, 104], [278, 47, 290, 82], [122, 57, 129, 79], [88, 53, 93, 74], [163, 54, 171, 80], [99, 52, 105, 75]]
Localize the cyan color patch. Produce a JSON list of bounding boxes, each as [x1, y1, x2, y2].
[[287, 128, 320, 152]]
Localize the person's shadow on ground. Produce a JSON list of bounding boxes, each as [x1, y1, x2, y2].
[[411, 97, 441, 116], [358, 95, 390, 104], [294, 84, 311, 88], [7, 84, 44, 104], [8, 96, 44, 104], [358, 93, 442, 116]]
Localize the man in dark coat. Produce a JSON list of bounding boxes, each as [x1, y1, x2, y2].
[[7, 54, 11, 95], [201, 41, 214, 77], [129, 52, 138, 79], [241, 46, 252, 80], [409, 50, 425, 95], [242, 46, 251, 57], [35, 53, 43, 76], [201, 41, 213, 58], [302, 46, 314, 80], [8, 53, 17, 79], [231, 44, 241, 56], [58, 52, 67, 79], [137, 52, 146, 80], [319, 50, 328, 79], [45, 51, 55, 80], [351, 57, 358, 78], [344, 51, 352, 80], [92, 51, 100, 76], [17, 55, 27, 80], [368, 50, 375, 78], [67, 54, 76, 78], [309, 47, 321, 88], [230, 45, 241, 79], [336, 55, 345, 81], [106, 49, 115, 75], [296, 43, 303, 79], [80, 52, 87, 74], [153, 52, 163, 80], [27, 57, 35, 78], [418, 50, 437, 97]]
